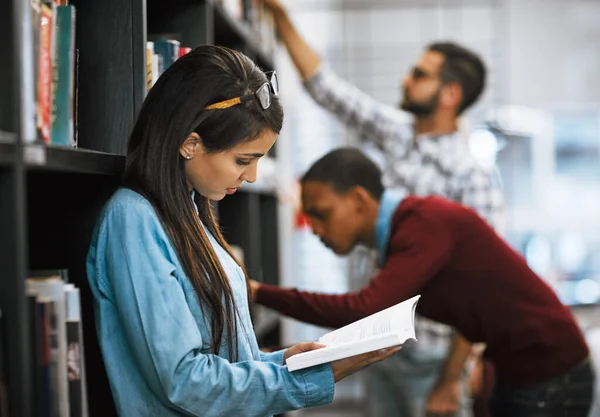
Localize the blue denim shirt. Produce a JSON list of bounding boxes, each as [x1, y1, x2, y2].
[[86, 188, 334, 416], [374, 189, 406, 266]]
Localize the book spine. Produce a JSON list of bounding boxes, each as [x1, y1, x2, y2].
[[65, 288, 86, 417], [38, 300, 54, 417], [50, 5, 76, 146], [146, 41, 154, 92], [28, 295, 42, 415], [153, 39, 180, 75], [27, 276, 70, 417], [36, 3, 55, 144], [178, 46, 191, 58], [66, 321, 82, 417], [47, 300, 61, 417], [151, 54, 160, 86], [73, 48, 79, 147], [31, 0, 41, 142]]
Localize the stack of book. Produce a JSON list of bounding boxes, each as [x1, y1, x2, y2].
[[146, 40, 192, 92], [25, 270, 88, 417]]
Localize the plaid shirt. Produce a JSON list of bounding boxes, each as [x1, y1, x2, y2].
[[304, 67, 505, 350]]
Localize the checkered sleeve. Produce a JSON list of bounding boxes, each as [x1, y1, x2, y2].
[[303, 67, 412, 157], [459, 165, 506, 233]]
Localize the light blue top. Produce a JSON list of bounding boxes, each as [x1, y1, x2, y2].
[[374, 189, 406, 266], [86, 188, 334, 416]]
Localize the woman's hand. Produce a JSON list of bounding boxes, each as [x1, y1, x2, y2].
[[330, 346, 402, 382], [283, 342, 326, 364]]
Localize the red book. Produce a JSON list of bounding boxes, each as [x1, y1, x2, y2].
[[178, 47, 192, 58], [36, 3, 55, 144]]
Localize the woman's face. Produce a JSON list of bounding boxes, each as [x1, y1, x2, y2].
[[181, 129, 277, 200]]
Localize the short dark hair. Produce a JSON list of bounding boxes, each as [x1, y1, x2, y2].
[[427, 42, 486, 114], [301, 147, 384, 200]]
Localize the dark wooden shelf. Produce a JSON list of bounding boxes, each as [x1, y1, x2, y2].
[[0, 132, 17, 166], [2, 139, 278, 192], [213, 2, 275, 70], [4, 0, 282, 413], [0, 141, 125, 175]]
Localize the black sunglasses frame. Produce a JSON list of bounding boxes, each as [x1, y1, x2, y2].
[[204, 71, 279, 111]]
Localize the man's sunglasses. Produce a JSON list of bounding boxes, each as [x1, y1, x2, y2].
[[204, 71, 279, 111]]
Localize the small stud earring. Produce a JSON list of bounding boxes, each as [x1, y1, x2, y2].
[[186, 155, 191, 160]]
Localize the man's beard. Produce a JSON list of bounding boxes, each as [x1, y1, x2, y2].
[[399, 90, 440, 117]]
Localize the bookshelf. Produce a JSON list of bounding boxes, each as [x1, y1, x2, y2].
[[0, 142, 126, 175], [1, 0, 282, 416]]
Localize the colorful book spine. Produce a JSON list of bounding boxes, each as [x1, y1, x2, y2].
[[37, 298, 54, 417], [27, 276, 69, 417], [65, 285, 87, 417], [146, 41, 154, 92], [152, 54, 160, 87], [36, 2, 56, 144], [153, 39, 180, 75], [178, 46, 191, 58], [50, 5, 76, 146]]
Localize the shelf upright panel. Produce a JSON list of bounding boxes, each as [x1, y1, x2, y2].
[[0, 0, 35, 414], [69, 0, 147, 155]]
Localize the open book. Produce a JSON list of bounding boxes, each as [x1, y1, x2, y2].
[[286, 295, 421, 372]]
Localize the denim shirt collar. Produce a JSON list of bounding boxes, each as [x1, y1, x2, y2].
[[375, 189, 406, 266], [191, 190, 199, 214]]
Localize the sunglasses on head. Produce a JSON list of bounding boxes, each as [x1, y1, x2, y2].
[[204, 71, 279, 111]]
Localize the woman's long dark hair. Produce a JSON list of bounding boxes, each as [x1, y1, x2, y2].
[[122, 45, 283, 360]]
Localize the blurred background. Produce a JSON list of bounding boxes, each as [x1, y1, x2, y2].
[[270, 0, 600, 415]]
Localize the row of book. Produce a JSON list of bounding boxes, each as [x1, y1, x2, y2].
[[32, 0, 78, 147], [28, 0, 276, 147], [27, 271, 88, 417], [146, 40, 192, 91], [0, 270, 87, 417]]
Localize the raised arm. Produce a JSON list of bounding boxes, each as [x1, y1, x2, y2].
[[93, 201, 334, 416], [263, 0, 412, 155], [263, 0, 321, 80]]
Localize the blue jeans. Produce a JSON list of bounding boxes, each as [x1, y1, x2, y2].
[[490, 357, 596, 417]]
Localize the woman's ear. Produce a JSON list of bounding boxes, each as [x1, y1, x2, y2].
[[180, 133, 201, 160]]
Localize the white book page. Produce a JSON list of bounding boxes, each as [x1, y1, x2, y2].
[[285, 295, 420, 372], [317, 295, 420, 347], [286, 333, 402, 372]]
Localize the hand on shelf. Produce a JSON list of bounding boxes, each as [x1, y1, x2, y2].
[[258, 0, 322, 80]]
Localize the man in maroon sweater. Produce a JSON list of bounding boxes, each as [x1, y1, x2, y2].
[[252, 147, 595, 416]]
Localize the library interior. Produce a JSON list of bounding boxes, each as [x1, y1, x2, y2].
[[1, 0, 600, 416]]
